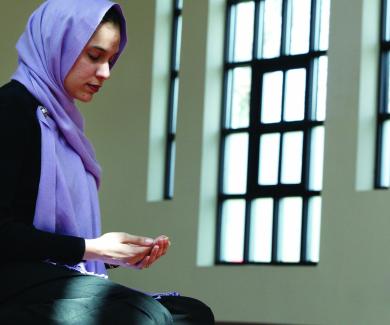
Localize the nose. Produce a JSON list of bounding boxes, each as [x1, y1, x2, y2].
[[96, 62, 110, 80]]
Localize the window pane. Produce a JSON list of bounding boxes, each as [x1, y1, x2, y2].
[[261, 0, 283, 58], [318, 0, 331, 51], [174, 16, 183, 69], [284, 68, 306, 121], [249, 198, 273, 262], [167, 140, 176, 197], [261, 71, 283, 123], [177, 0, 183, 10], [281, 131, 304, 184], [171, 77, 179, 132], [387, 55, 390, 113], [227, 67, 251, 128], [258, 133, 281, 185], [306, 196, 321, 262], [277, 197, 302, 262], [232, 1, 255, 62], [379, 120, 390, 187], [223, 133, 249, 194], [313, 56, 328, 121], [220, 200, 246, 262], [309, 126, 325, 191], [289, 0, 311, 55], [386, 0, 390, 41]]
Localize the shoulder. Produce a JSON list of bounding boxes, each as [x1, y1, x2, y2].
[[0, 80, 40, 128]]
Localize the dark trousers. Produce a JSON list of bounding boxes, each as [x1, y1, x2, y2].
[[0, 262, 214, 325]]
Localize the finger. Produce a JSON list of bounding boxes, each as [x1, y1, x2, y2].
[[161, 239, 168, 255], [162, 240, 170, 255], [146, 245, 160, 267], [121, 234, 154, 246], [152, 240, 162, 259], [157, 238, 169, 257], [120, 246, 151, 265], [134, 255, 150, 270], [154, 235, 169, 242], [158, 244, 167, 260], [127, 253, 147, 266]]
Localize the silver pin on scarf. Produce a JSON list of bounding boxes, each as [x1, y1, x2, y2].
[[39, 106, 49, 117]]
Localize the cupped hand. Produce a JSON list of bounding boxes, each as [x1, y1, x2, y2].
[[132, 235, 171, 269], [83, 232, 154, 266]]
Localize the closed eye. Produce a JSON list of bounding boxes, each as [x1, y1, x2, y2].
[[88, 53, 100, 62]]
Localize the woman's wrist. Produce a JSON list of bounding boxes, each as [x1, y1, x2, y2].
[[83, 238, 99, 260]]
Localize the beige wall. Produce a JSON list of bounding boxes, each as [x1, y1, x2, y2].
[[2, 1, 390, 324]]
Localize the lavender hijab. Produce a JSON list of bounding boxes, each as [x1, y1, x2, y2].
[[12, 0, 127, 276]]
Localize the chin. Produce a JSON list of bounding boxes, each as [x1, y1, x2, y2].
[[76, 93, 94, 103]]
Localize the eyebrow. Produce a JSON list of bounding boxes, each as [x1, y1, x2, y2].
[[90, 45, 119, 56], [91, 45, 108, 52]]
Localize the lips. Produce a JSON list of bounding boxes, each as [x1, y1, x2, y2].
[[87, 84, 101, 93]]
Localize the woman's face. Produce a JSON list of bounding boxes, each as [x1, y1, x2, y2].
[[64, 22, 121, 102]]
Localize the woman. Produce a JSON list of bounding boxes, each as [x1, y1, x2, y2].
[[0, 0, 214, 323]]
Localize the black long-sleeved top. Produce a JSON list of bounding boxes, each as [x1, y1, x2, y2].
[[0, 80, 85, 265]]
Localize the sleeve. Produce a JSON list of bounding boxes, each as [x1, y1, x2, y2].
[[0, 101, 86, 265]]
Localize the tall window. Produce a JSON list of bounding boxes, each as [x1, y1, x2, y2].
[[216, 0, 330, 265], [375, 0, 390, 188], [164, 0, 183, 199]]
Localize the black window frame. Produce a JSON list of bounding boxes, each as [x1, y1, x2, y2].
[[216, 0, 328, 265], [164, 0, 183, 199], [375, 0, 390, 189]]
